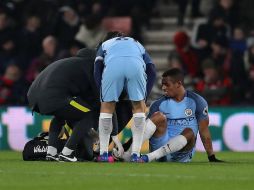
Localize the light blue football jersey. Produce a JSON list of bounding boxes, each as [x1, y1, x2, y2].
[[95, 37, 151, 65], [148, 91, 209, 138], [94, 36, 153, 102]]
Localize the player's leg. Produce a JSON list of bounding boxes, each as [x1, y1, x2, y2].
[[119, 112, 165, 161], [53, 97, 95, 162], [126, 58, 147, 161], [130, 100, 146, 161], [98, 62, 124, 161], [98, 102, 115, 160], [59, 111, 98, 162], [144, 128, 195, 162], [46, 117, 65, 161]]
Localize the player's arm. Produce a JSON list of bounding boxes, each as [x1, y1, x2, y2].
[[199, 120, 223, 162], [94, 45, 104, 88], [143, 51, 156, 98], [198, 119, 214, 156], [196, 96, 223, 162]]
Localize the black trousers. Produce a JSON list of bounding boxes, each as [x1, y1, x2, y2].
[[48, 97, 99, 161], [48, 98, 133, 160]]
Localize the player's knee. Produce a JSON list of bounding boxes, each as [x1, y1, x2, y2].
[[131, 100, 146, 112], [150, 112, 167, 137], [150, 112, 167, 127], [181, 128, 195, 150]]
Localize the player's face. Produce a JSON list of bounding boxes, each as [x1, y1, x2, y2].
[[161, 76, 179, 97]]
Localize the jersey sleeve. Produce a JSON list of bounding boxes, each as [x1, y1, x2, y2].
[[195, 95, 209, 122], [94, 45, 105, 87], [147, 100, 161, 118], [143, 51, 153, 65], [143, 50, 156, 98]]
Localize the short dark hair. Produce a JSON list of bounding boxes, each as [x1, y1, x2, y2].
[[162, 68, 184, 84], [102, 31, 124, 42], [96, 31, 124, 50]]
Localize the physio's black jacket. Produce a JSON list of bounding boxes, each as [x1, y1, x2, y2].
[[27, 48, 100, 114]]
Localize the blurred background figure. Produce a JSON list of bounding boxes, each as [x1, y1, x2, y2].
[[0, 10, 17, 75], [0, 64, 28, 105], [26, 35, 59, 83], [50, 6, 81, 50], [209, 0, 238, 29], [196, 59, 232, 106], [75, 14, 106, 48], [170, 31, 199, 77], [175, 0, 203, 26], [168, 31, 199, 90], [17, 15, 42, 72]]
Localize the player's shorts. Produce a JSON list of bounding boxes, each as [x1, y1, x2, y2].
[[101, 57, 147, 102], [149, 130, 195, 163]]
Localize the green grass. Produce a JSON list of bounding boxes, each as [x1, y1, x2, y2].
[[0, 151, 254, 190]]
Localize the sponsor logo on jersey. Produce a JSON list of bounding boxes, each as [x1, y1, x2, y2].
[[168, 117, 195, 126]]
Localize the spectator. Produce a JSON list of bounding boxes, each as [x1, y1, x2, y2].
[[192, 12, 231, 61], [0, 64, 28, 105], [229, 26, 247, 54], [50, 6, 81, 49], [209, 0, 238, 29], [238, 0, 254, 31], [196, 59, 232, 105], [175, 0, 203, 26], [0, 11, 17, 74], [75, 14, 106, 48], [229, 27, 248, 103], [17, 15, 42, 71], [169, 31, 199, 77], [26, 35, 59, 83], [210, 36, 231, 74]]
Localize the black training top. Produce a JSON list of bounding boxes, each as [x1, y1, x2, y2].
[[27, 48, 100, 114]]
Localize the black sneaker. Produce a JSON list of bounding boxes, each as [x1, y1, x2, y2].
[[45, 154, 59, 161], [58, 152, 78, 162]]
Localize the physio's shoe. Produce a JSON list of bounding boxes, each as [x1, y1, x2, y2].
[[130, 153, 145, 163], [58, 152, 78, 162], [45, 154, 59, 161]]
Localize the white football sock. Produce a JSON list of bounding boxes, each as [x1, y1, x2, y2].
[[131, 112, 146, 156], [124, 119, 156, 161], [99, 113, 113, 155], [47, 146, 57, 156], [147, 135, 187, 162], [62, 147, 74, 156]]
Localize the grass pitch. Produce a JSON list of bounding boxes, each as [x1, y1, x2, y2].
[[0, 151, 254, 190]]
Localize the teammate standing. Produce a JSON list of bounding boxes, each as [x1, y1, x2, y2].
[[94, 32, 156, 162]]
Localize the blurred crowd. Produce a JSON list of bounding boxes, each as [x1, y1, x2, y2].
[[0, 0, 254, 106], [168, 0, 254, 105], [0, 0, 156, 105]]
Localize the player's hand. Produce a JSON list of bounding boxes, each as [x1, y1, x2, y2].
[[208, 154, 224, 162], [112, 135, 124, 157]]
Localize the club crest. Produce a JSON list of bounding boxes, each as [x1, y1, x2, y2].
[[185, 108, 192, 116]]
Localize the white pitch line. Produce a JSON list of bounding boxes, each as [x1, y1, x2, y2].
[[0, 170, 253, 181]]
